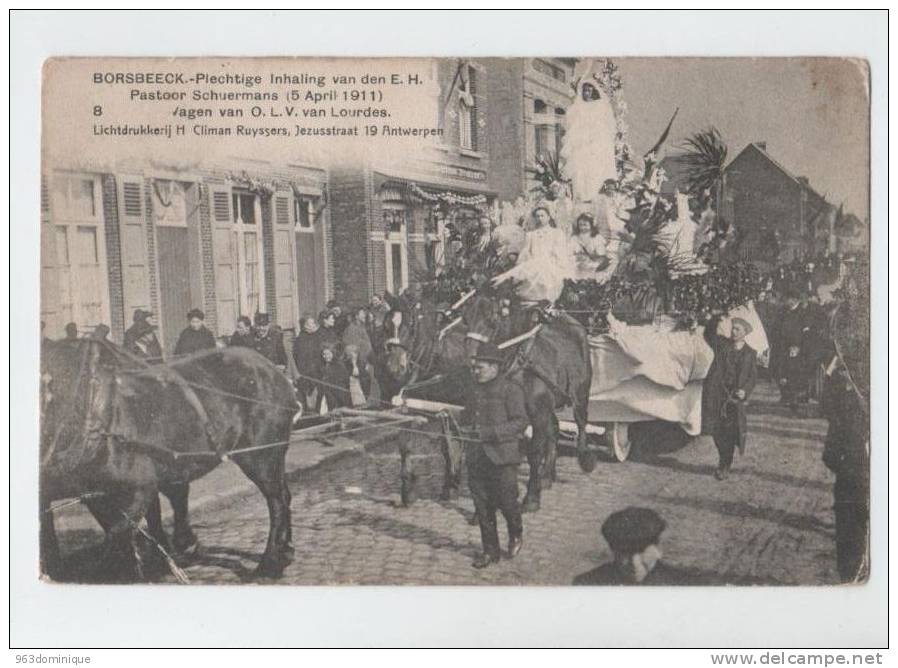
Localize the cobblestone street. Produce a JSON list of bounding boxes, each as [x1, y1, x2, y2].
[[54, 380, 840, 586]]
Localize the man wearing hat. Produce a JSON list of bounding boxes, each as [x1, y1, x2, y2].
[[772, 289, 810, 409], [252, 312, 287, 371], [459, 342, 528, 568], [124, 309, 163, 361], [702, 314, 758, 480], [573, 507, 708, 585], [174, 308, 217, 356]]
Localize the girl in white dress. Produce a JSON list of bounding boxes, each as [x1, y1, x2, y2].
[[570, 212, 611, 281], [492, 206, 572, 303]]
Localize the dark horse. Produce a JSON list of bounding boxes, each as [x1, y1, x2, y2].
[[381, 292, 595, 512], [460, 294, 595, 511], [376, 297, 472, 505], [40, 339, 296, 581]]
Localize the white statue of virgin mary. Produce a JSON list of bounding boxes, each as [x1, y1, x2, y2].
[[560, 65, 619, 202]]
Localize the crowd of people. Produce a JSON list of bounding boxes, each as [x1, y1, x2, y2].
[[47, 288, 425, 416]]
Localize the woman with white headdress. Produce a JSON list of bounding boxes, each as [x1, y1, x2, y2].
[[560, 65, 619, 202]]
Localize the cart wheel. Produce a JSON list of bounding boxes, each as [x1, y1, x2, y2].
[[608, 422, 631, 462]]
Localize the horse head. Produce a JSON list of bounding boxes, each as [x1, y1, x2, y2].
[[40, 339, 125, 471], [461, 293, 501, 358]]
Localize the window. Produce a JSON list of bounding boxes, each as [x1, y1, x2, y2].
[[383, 208, 406, 234], [55, 227, 70, 265], [383, 205, 408, 293], [232, 192, 257, 225], [458, 64, 477, 151], [535, 125, 553, 159], [53, 175, 101, 222], [533, 102, 565, 159], [555, 108, 566, 155], [231, 189, 264, 316], [533, 59, 566, 82], [48, 173, 109, 329], [294, 197, 314, 230]]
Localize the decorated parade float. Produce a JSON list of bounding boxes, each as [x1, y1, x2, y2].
[[422, 58, 770, 461]]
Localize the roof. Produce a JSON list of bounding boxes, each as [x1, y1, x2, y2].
[[725, 142, 828, 202]]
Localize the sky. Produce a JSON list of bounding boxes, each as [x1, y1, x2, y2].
[[616, 58, 869, 219]]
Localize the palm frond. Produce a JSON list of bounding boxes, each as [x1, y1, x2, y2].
[[680, 127, 728, 196]]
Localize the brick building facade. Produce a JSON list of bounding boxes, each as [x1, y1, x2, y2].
[[41, 159, 329, 353], [329, 58, 500, 305], [487, 58, 578, 203]]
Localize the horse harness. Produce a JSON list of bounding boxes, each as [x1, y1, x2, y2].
[[470, 322, 574, 406]]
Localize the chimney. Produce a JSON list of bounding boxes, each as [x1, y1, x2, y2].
[[797, 176, 809, 187], [755, 141, 767, 152]]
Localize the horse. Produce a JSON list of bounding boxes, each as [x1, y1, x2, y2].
[[460, 293, 596, 511], [381, 291, 595, 512], [374, 297, 472, 505], [40, 339, 297, 581]]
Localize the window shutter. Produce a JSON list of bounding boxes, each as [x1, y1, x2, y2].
[[117, 176, 151, 325], [209, 183, 237, 334], [273, 192, 297, 329], [41, 175, 50, 220], [275, 194, 291, 226]]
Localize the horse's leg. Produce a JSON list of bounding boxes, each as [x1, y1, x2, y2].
[[144, 493, 172, 553], [543, 413, 559, 485], [399, 431, 417, 507], [39, 492, 61, 580], [233, 445, 293, 577], [160, 482, 199, 555], [87, 486, 156, 582], [522, 388, 555, 512], [521, 433, 542, 513], [574, 380, 597, 473]]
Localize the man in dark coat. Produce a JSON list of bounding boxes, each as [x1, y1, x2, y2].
[[342, 306, 374, 370], [821, 358, 869, 583], [317, 344, 350, 413], [574, 507, 712, 585], [773, 290, 810, 408], [124, 309, 163, 361], [174, 308, 217, 356], [702, 315, 758, 480], [293, 316, 323, 411], [459, 342, 528, 568], [252, 312, 287, 371], [62, 322, 79, 342], [228, 315, 255, 348]]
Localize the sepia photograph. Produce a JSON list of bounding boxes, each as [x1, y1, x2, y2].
[[37, 54, 871, 587], [11, 8, 888, 652]]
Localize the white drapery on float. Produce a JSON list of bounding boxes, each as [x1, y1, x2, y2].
[[585, 307, 769, 435]]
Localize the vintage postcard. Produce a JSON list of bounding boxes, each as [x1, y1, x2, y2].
[[38, 55, 870, 590]]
